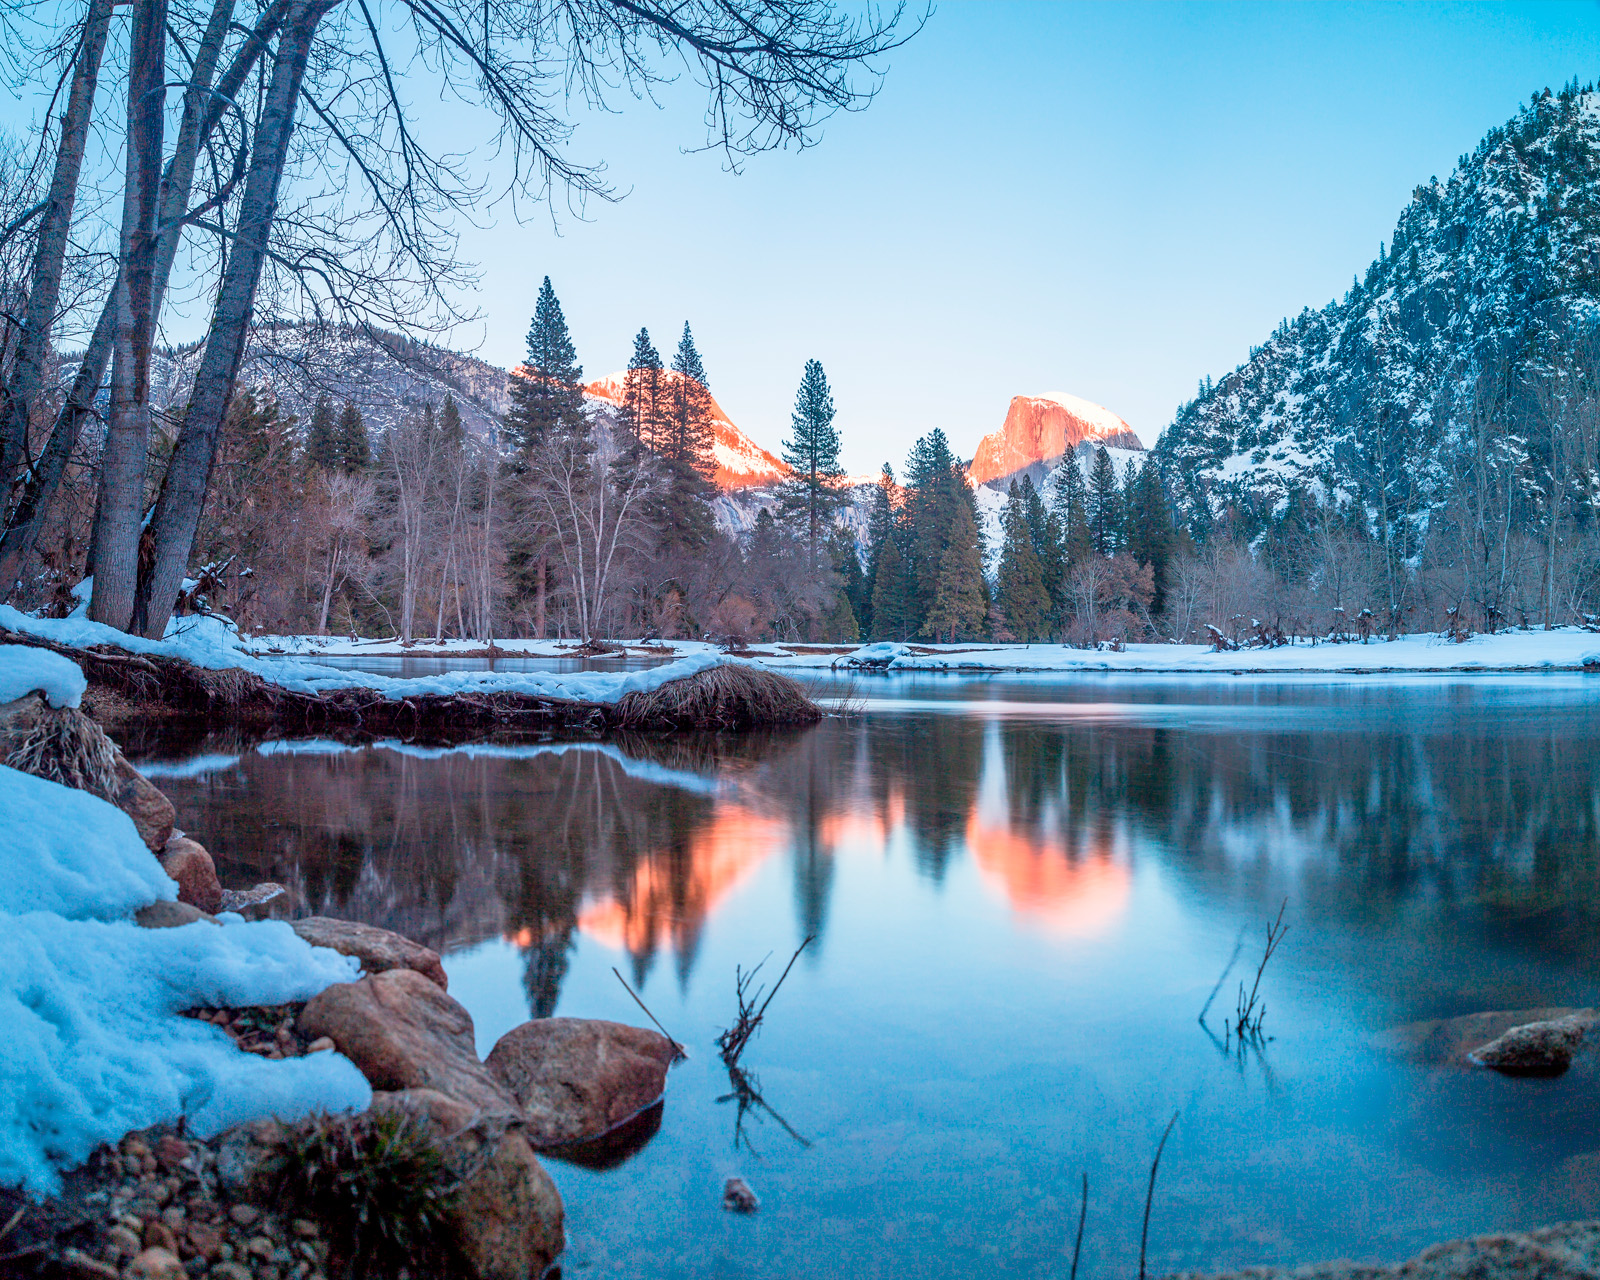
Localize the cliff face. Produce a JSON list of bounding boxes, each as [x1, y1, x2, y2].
[[583, 372, 788, 490], [968, 392, 1144, 486]]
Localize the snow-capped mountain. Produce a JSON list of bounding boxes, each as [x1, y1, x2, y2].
[[150, 324, 513, 440], [968, 392, 1144, 487], [582, 372, 788, 490], [1155, 85, 1600, 528]]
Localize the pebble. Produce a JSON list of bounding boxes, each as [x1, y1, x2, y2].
[[143, 1219, 181, 1253], [227, 1204, 260, 1228], [291, 1220, 318, 1239], [305, 1037, 334, 1054], [106, 1224, 142, 1259], [722, 1176, 760, 1213], [245, 1235, 276, 1260], [208, 1264, 251, 1280], [60, 1247, 120, 1279]]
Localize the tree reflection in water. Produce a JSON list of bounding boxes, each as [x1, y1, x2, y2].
[[142, 683, 1600, 1026]]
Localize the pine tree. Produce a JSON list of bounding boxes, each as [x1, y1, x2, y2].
[[1124, 457, 1176, 615], [903, 428, 965, 628], [777, 359, 846, 570], [1054, 452, 1094, 565], [1088, 445, 1121, 555], [505, 276, 585, 454], [335, 402, 370, 473], [440, 392, 464, 448], [861, 463, 899, 637], [1019, 474, 1065, 631], [926, 501, 987, 642], [868, 532, 913, 640], [305, 394, 338, 471], [654, 324, 717, 552], [832, 527, 869, 634], [621, 327, 665, 448], [996, 480, 1050, 641]]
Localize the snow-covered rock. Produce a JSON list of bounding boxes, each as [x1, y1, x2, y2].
[[0, 645, 86, 709], [968, 392, 1143, 488]]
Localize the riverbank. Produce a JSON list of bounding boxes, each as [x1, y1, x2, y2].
[[240, 628, 1600, 675]]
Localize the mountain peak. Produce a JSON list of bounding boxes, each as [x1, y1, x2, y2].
[[581, 372, 787, 491], [968, 393, 1143, 487]]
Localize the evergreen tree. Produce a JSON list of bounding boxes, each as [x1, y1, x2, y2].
[[777, 359, 846, 570], [665, 324, 716, 481], [621, 327, 666, 448], [832, 528, 869, 633], [335, 401, 370, 472], [926, 501, 987, 642], [652, 324, 717, 552], [1088, 445, 1121, 554], [440, 392, 464, 447], [868, 532, 913, 640], [903, 428, 966, 630], [305, 394, 338, 471], [1054, 452, 1094, 565], [1019, 473, 1065, 631], [1124, 457, 1176, 615], [861, 463, 899, 637], [996, 480, 1050, 641], [505, 276, 585, 454]]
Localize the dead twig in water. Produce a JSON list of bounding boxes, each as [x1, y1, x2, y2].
[[611, 967, 686, 1060], [717, 1063, 812, 1154], [716, 935, 815, 1067], [1197, 925, 1245, 1026], [1069, 1171, 1087, 1280], [1230, 899, 1288, 1043], [1139, 1112, 1179, 1280]]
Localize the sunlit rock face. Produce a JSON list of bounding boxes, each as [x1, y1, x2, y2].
[[967, 392, 1144, 487], [581, 373, 788, 491]]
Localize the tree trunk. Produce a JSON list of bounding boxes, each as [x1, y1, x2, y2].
[[0, 1, 286, 599], [136, 0, 332, 638], [87, 0, 167, 629], [0, 0, 114, 495], [534, 555, 546, 638]]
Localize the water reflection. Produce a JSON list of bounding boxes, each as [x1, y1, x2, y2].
[[134, 675, 1600, 1277]]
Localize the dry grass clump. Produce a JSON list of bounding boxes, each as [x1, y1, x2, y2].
[[611, 662, 822, 731], [0, 696, 120, 799]]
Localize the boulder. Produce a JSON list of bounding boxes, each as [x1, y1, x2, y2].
[[111, 753, 175, 852], [1376, 1007, 1591, 1068], [1162, 1219, 1600, 1278], [133, 900, 215, 929], [1469, 1012, 1595, 1076], [292, 917, 448, 990], [484, 1018, 676, 1149], [157, 837, 222, 913], [371, 1089, 564, 1280], [219, 882, 296, 920], [297, 970, 515, 1117]]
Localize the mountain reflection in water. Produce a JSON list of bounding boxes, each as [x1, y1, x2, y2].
[[134, 675, 1600, 1279]]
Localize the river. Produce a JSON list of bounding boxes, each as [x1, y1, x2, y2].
[[130, 671, 1600, 1278]]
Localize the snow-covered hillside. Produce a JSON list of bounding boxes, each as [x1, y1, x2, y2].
[[1156, 86, 1600, 528]]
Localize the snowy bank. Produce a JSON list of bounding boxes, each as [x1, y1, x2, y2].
[[0, 605, 736, 705], [0, 759, 371, 1194], [803, 631, 1600, 675]]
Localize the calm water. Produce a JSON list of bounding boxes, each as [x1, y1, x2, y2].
[[131, 674, 1600, 1278]]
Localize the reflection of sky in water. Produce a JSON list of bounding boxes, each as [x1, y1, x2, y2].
[[140, 675, 1600, 1278]]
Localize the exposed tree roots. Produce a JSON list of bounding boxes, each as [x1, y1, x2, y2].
[[0, 628, 821, 737]]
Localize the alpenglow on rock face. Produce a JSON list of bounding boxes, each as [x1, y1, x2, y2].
[[967, 392, 1144, 487], [1155, 86, 1600, 531]]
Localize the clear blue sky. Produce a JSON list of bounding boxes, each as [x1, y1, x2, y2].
[[11, 1, 1600, 471], [449, 0, 1600, 473]]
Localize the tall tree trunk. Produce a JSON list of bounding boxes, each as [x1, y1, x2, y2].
[[534, 555, 546, 637], [87, 0, 167, 629], [0, 0, 114, 498], [0, 0, 287, 600], [136, 0, 332, 638]]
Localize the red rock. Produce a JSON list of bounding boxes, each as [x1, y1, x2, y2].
[[142, 1220, 180, 1254], [111, 754, 176, 852], [968, 392, 1144, 487], [484, 1018, 676, 1148], [371, 1089, 564, 1280], [158, 837, 222, 913], [297, 970, 516, 1117], [153, 1134, 190, 1171], [291, 917, 448, 990]]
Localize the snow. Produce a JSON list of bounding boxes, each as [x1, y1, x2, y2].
[[0, 645, 86, 709], [1033, 391, 1141, 444], [755, 630, 1600, 674], [0, 764, 372, 1194], [0, 605, 743, 705]]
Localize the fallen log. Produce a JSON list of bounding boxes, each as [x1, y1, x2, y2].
[[0, 627, 820, 735]]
